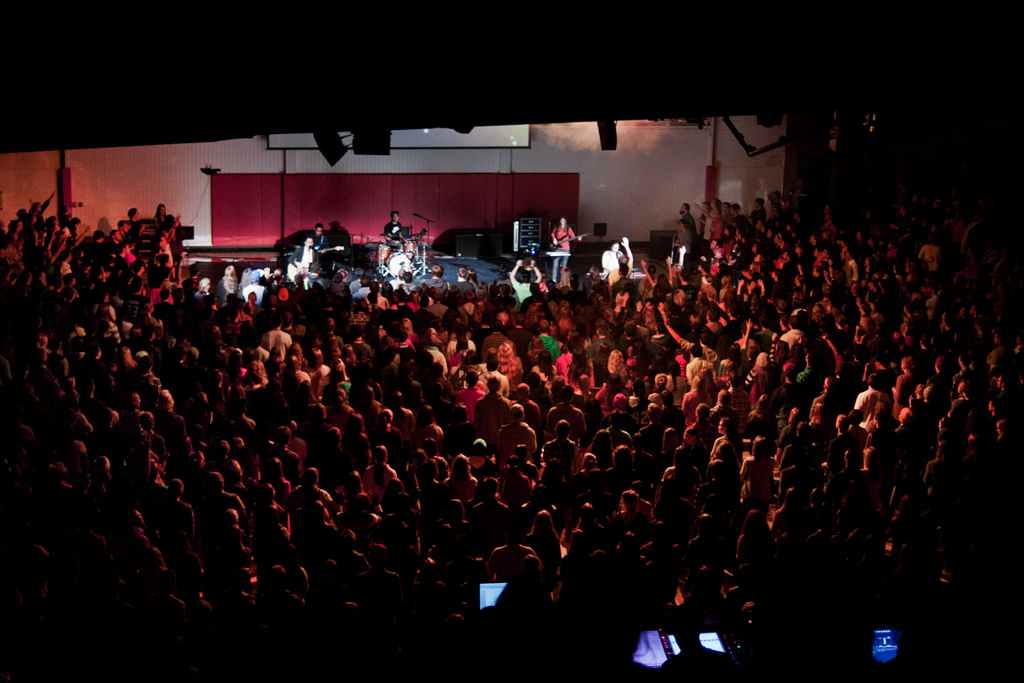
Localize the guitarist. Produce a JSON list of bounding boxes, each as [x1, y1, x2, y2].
[[549, 216, 576, 281], [289, 236, 322, 284], [308, 223, 331, 251], [307, 223, 348, 276]]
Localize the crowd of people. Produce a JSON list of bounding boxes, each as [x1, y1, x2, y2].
[[0, 161, 1018, 679]]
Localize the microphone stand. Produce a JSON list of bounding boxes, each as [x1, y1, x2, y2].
[[412, 213, 434, 244]]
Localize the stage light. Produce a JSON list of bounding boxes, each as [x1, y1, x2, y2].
[[352, 129, 391, 156], [313, 131, 348, 166], [597, 120, 617, 151]]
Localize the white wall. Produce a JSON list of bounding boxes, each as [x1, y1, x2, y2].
[[514, 122, 711, 240], [0, 151, 61, 225], [66, 140, 284, 244], [0, 118, 785, 246]]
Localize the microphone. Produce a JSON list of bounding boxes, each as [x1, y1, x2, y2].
[[413, 213, 425, 219]]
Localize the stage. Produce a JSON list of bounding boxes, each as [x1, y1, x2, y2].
[[180, 242, 665, 294]]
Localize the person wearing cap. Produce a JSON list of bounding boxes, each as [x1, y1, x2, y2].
[[242, 268, 266, 305], [467, 439, 498, 481], [497, 403, 537, 471]]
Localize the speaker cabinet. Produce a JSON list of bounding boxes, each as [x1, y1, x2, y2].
[[649, 230, 676, 260]]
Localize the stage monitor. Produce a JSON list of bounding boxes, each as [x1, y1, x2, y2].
[[457, 234, 503, 259]]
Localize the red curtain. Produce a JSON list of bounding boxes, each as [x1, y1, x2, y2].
[[212, 173, 579, 247]]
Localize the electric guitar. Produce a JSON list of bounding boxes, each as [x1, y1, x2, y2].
[[550, 233, 591, 250], [287, 263, 320, 284]]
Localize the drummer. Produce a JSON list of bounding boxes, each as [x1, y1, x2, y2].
[[383, 211, 406, 242]]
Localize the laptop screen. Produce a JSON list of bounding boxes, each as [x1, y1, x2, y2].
[[632, 630, 670, 668], [872, 628, 903, 663], [699, 632, 727, 653]]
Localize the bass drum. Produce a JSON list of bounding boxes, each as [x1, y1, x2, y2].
[[388, 253, 413, 277]]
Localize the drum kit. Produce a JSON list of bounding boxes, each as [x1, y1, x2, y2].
[[373, 234, 430, 278]]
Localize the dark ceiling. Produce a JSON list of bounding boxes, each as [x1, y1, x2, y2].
[[4, 13, 1015, 154]]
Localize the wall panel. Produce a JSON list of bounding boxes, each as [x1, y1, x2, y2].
[[215, 173, 582, 246], [2, 121, 784, 247], [211, 174, 282, 246]]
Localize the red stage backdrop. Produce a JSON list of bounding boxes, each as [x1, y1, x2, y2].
[[210, 174, 284, 247], [211, 173, 580, 247]]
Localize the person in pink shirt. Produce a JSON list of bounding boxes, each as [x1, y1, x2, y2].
[[456, 370, 486, 422]]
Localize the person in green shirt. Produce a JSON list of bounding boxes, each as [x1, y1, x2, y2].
[[509, 258, 542, 311], [538, 318, 561, 362]]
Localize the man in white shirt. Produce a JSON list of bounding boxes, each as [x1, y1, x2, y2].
[[242, 268, 266, 305], [290, 237, 320, 279], [260, 313, 293, 359], [480, 350, 510, 398], [854, 373, 892, 429], [779, 314, 806, 348]]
